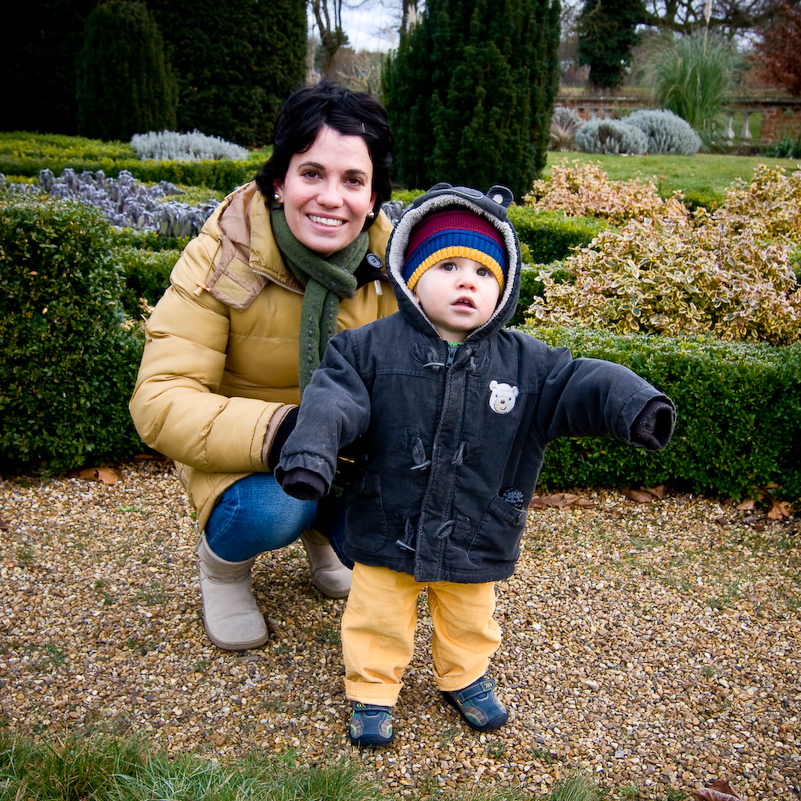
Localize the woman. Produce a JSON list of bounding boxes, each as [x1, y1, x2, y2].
[[129, 81, 397, 651]]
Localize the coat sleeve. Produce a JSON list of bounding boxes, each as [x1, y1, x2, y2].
[[276, 332, 372, 488], [536, 349, 676, 448], [128, 234, 284, 474]]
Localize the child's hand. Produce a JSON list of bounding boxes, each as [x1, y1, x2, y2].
[[632, 399, 675, 450], [277, 467, 329, 501]]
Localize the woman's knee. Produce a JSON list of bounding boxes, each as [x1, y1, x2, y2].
[[205, 473, 317, 560]]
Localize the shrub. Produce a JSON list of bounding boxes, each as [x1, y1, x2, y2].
[[763, 132, 801, 159], [0, 196, 145, 472], [625, 109, 702, 156], [523, 161, 690, 226], [508, 204, 606, 260], [0, 133, 263, 192], [754, 1, 801, 97], [383, 0, 560, 199], [146, 0, 306, 146], [680, 189, 722, 213], [525, 325, 801, 502], [528, 215, 801, 346], [131, 130, 249, 162], [116, 246, 180, 319], [76, 1, 177, 141], [549, 106, 583, 151], [0, 132, 136, 163], [509, 263, 575, 327], [575, 118, 649, 155], [37, 168, 219, 237], [721, 164, 801, 240], [577, 0, 642, 90]]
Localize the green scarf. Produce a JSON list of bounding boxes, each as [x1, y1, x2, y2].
[[271, 202, 368, 396]]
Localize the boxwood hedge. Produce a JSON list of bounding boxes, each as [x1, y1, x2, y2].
[[0, 196, 145, 472], [524, 325, 801, 502]]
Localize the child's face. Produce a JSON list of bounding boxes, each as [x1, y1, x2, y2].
[[412, 256, 501, 343]]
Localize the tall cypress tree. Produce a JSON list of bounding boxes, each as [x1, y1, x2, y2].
[[146, 0, 306, 146], [76, 1, 177, 141], [4, 0, 94, 135], [382, 0, 560, 199], [577, 0, 644, 90]]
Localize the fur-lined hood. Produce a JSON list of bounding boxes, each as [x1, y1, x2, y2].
[[385, 183, 522, 341]]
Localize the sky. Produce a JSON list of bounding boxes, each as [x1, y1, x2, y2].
[[309, 2, 401, 53]]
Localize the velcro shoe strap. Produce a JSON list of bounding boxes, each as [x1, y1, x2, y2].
[[455, 676, 495, 702]]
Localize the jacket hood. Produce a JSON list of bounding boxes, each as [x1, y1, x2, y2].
[[386, 183, 522, 341]]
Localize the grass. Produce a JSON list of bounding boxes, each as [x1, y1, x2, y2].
[[0, 729, 605, 801], [545, 151, 797, 204]]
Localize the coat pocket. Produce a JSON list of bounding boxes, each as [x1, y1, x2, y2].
[[468, 495, 527, 565], [346, 473, 392, 553]]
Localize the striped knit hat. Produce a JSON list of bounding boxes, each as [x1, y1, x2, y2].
[[402, 209, 507, 292]]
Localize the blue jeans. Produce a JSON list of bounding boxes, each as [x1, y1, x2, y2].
[[205, 472, 349, 564]]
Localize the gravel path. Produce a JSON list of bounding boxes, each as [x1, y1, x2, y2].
[[1, 459, 799, 800]]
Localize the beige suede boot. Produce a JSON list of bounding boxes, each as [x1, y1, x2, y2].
[[300, 529, 352, 599], [195, 533, 269, 650]]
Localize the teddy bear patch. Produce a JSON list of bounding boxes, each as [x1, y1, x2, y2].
[[488, 380, 518, 414]]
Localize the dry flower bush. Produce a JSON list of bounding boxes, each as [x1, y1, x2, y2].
[[526, 164, 801, 346], [523, 161, 690, 227], [721, 164, 801, 241]]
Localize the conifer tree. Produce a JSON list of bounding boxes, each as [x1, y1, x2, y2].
[[76, 1, 177, 141], [577, 0, 644, 90], [146, 0, 306, 146], [383, 0, 560, 199], [4, 0, 94, 135]]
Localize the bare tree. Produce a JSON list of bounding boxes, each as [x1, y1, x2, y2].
[[640, 0, 792, 36], [310, 0, 348, 76]]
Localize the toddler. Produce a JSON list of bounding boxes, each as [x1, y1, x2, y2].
[[276, 183, 675, 746]]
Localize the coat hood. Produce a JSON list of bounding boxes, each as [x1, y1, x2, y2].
[[386, 183, 522, 341]]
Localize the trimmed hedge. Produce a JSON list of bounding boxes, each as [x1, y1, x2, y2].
[[116, 245, 181, 318], [0, 133, 265, 191], [0, 156, 260, 193], [0, 196, 145, 473], [521, 325, 801, 502], [508, 206, 606, 263]]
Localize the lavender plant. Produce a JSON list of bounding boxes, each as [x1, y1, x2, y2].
[[35, 168, 219, 237], [131, 130, 249, 162], [625, 109, 702, 156], [575, 118, 648, 156]]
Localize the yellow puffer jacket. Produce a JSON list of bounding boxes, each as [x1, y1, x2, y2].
[[129, 182, 398, 529]]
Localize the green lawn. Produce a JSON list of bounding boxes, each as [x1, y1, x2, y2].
[[546, 151, 799, 201]]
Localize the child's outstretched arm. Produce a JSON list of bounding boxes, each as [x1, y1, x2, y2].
[[537, 351, 676, 448], [275, 332, 372, 501]]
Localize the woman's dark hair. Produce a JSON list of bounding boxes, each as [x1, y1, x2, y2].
[[255, 80, 394, 219]]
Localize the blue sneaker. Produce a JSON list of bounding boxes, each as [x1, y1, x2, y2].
[[443, 675, 508, 732], [348, 702, 394, 747]]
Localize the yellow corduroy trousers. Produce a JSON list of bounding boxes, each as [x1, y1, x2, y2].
[[342, 562, 502, 706]]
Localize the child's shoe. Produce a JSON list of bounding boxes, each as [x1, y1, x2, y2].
[[348, 702, 394, 747], [443, 674, 508, 732]]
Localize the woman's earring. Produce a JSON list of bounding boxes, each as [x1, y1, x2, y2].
[[273, 192, 281, 202], [368, 210, 375, 219]]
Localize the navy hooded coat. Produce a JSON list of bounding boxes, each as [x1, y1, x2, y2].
[[277, 184, 675, 583]]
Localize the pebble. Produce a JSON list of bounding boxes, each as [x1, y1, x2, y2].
[[0, 460, 799, 799]]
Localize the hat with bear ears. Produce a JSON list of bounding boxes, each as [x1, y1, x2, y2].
[[402, 208, 508, 291]]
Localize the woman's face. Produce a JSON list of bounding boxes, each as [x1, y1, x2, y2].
[[274, 125, 377, 257]]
